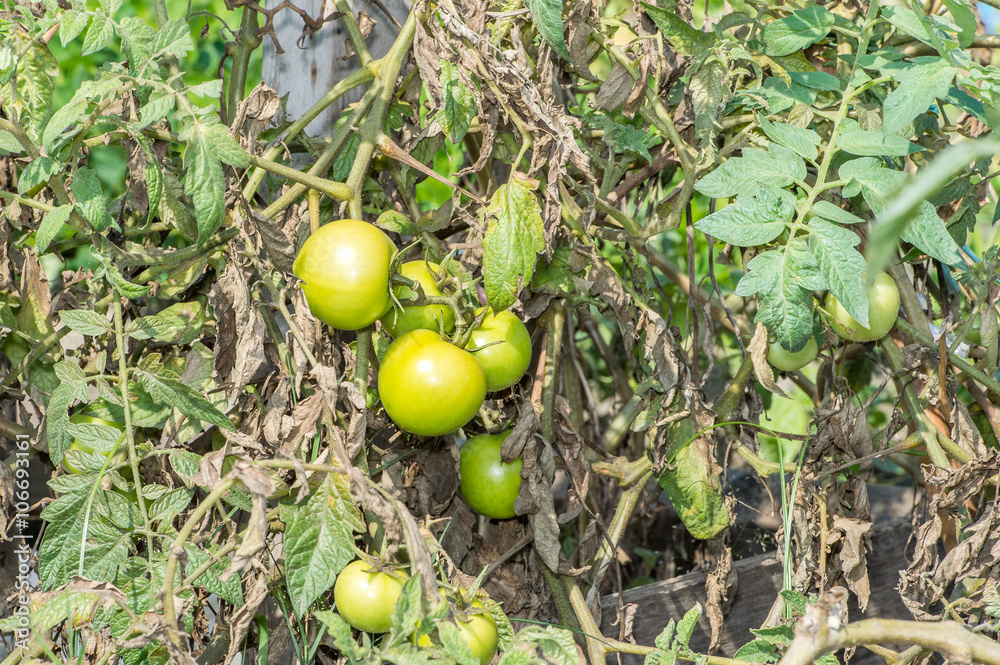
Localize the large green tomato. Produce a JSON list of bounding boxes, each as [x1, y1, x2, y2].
[[62, 413, 125, 474], [459, 431, 522, 519], [767, 337, 818, 372], [380, 261, 455, 338], [333, 559, 407, 633], [292, 219, 396, 331], [467, 309, 532, 392], [378, 329, 487, 436], [826, 272, 900, 342]]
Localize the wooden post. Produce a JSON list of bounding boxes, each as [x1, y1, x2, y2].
[[262, 0, 410, 137]]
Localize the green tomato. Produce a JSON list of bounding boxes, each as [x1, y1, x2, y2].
[[417, 597, 499, 665], [378, 329, 487, 436], [380, 261, 456, 337], [454, 602, 499, 665], [467, 309, 532, 392], [333, 559, 407, 633], [459, 431, 522, 519], [767, 337, 819, 372], [292, 219, 397, 331], [826, 272, 900, 342]]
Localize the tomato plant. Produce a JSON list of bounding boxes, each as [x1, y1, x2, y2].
[[293, 219, 397, 330], [459, 431, 522, 519], [767, 337, 819, 372], [378, 329, 487, 436], [825, 272, 901, 343], [333, 560, 407, 634], [12, 0, 1000, 661], [467, 309, 532, 392], [380, 261, 455, 337]]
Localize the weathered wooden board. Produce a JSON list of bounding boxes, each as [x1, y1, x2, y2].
[[600, 520, 914, 664], [262, 0, 410, 137]]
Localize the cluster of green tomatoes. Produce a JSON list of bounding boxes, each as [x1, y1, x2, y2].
[[767, 271, 901, 371], [293, 219, 530, 520]]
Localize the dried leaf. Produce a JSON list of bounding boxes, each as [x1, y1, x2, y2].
[[750, 322, 788, 397]]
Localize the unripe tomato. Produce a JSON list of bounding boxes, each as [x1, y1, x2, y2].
[[379, 330, 487, 436], [416, 595, 499, 665], [467, 309, 532, 392], [380, 261, 456, 338], [454, 602, 499, 665], [333, 559, 407, 633], [767, 337, 819, 372], [292, 219, 396, 331], [826, 272, 900, 342], [459, 431, 522, 519]]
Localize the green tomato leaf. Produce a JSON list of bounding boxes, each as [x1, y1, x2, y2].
[[153, 18, 194, 60], [36, 204, 74, 253], [675, 604, 703, 651], [882, 59, 956, 135], [71, 167, 117, 233], [375, 210, 420, 235], [66, 423, 121, 453], [144, 162, 163, 225], [811, 200, 863, 225], [762, 5, 835, 57], [179, 120, 234, 244], [758, 116, 820, 161], [736, 244, 819, 351], [808, 220, 869, 326], [942, 0, 976, 48], [483, 174, 546, 311], [695, 144, 806, 198], [184, 543, 244, 606], [96, 257, 151, 298], [434, 60, 477, 144], [281, 473, 363, 616], [81, 11, 115, 56], [137, 90, 175, 130], [315, 611, 361, 661], [125, 301, 209, 345], [135, 366, 235, 431], [42, 97, 87, 152], [46, 375, 87, 466], [653, 620, 676, 652], [525, 0, 570, 60], [694, 185, 794, 247], [332, 131, 360, 182], [149, 488, 193, 524], [60, 10, 90, 47], [18, 156, 61, 195], [733, 639, 781, 663], [117, 16, 157, 66], [642, 2, 717, 57], [839, 157, 961, 264], [60, 309, 113, 336], [837, 128, 921, 157], [787, 70, 841, 91]]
